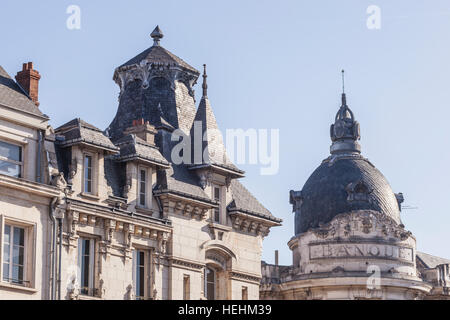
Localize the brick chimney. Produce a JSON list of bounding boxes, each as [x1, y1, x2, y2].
[[124, 119, 158, 145], [15, 62, 41, 107]]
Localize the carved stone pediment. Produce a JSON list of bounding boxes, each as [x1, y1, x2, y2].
[[306, 210, 412, 241]]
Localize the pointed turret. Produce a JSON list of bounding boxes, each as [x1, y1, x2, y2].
[[189, 65, 244, 188]]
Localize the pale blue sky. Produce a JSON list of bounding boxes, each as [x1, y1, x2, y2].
[[2, 0, 450, 265]]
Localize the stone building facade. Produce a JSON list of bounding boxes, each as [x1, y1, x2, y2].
[[0, 26, 281, 300], [260, 90, 450, 300]]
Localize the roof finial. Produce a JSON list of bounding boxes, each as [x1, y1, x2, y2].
[[150, 25, 164, 46], [341, 69, 347, 106], [202, 64, 208, 98]]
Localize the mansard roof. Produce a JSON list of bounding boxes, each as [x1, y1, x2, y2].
[[155, 164, 215, 205], [228, 179, 282, 223], [114, 134, 169, 168], [0, 65, 47, 118], [55, 118, 119, 153]]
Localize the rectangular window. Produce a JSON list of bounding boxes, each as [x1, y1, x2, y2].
[[213, 186, 221, 223], [2, 224, 26, 285], [205, 267, 215, 300], [84, 155, 92, 193], [139, 169, 147, 207], [183, 275, 190, 300], [78, 238, 95, 295], [0, 141, 22, 178], [242, 286, 248, 300], [136, 250, 145, 299]]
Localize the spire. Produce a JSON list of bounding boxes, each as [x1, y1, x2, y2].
[[202, 64, 208, 98], [150, 25, 164, 46], [341, 69, 347, 106], [329, 70, 361, 155]]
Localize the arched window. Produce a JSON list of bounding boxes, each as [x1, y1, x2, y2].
[[204, 267, 216, 300]]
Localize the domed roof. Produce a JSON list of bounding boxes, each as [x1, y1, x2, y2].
[[294, 155, 401, 235], [290, 84, 402, 235]]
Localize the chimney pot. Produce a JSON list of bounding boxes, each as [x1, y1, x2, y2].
[[124, 119, 157, 145], [15, 62, 41, 107]]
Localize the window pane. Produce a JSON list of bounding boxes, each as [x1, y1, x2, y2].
[[0, 160, 20, 177], [13, 227, 24, 246], [214, 187, 220, 200], [0, 141, 21, 161], [4, 225, 10, 244], [80, 239, 90, 292], [2, 263, 9, 281], [84, 156, 92, 193], [3, 244, 10, 263], [135, 250, 145, 299], [207, 283, 215, 300]]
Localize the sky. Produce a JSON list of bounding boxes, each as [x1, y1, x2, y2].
[[1, 0, 450, 265]]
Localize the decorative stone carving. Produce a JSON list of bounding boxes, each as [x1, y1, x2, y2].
[[395, 192, 404, 211], [67, 277, 79, 300], [126, 284, 135, 300], [198, 170, 213, 190], [289, 190, 303, 213], [157, 231, 169, 254], [68, 157, 79, 185], [313, 225, 336, 239], [51, 172, 67, 190], [99, 278, 106, 298]]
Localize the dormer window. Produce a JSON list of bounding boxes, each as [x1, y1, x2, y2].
[[137, 166, 152, 209], [82, 152, 98, 196], [346, 181, 372, 203], [84, 155, 93, 193], [139, 169, 147, 207], [0, 141, 22, 178]]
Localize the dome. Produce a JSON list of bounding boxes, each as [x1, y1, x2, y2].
[[294, 155, 401, 235], [290, 87, 402, 235]]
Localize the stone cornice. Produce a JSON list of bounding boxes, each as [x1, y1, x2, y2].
[[228, 211, 278, 237], [228, 271, 262, 284], [66, 198, 172, 229], [0, 173, 62, 198], [156, 192, 212, 220], [168, 256, 205, 271]]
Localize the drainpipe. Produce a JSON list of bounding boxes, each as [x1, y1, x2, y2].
[[36, 130, 43, 183], [49, 197, 58, 300], [58, 217, 63, 300]]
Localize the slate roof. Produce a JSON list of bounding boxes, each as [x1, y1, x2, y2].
[[114, 134, 169, 167], [228, 179, 282, 223], [0, 65, 47, 118], [118, 45, 199, 74], [416, 252, 450, 269], [104, 157, 126, 198], [296, 155, 401, 234], [189, 95, 244, 176], [55, 118, 119, 153], [155, 164, 214, 204]]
